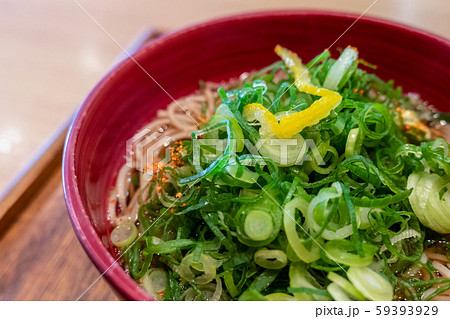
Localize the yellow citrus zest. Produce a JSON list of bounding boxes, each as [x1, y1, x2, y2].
[[242, 46, 342, 139], [274, 45, 311, 86], [242, 103, 279, 137]]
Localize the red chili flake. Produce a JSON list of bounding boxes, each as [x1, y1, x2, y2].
[[170, 208, 175, 213], [159, 291, 165, 296], [182, 203, 186, 207], [353, 88, 359, 93]]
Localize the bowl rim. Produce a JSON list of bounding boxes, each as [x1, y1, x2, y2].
[[62, 9, 450, 300]]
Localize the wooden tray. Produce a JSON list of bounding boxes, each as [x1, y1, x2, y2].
[[0, 29, 163, 301]]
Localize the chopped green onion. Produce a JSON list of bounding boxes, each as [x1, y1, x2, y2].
[[347, 266, 393, 301], [142, 268, 168, 300], [111, 221, 138, 247], [235, 199, 282, 247], [254, 249, 288, 269], [323, 46, 358, 90], [265, 293, 296, 301], [283, 197, 320, 263], [324, 239, 377, 267], [408, 171, 450, 233], [327, 271, 365, 300], [178, 253, 217, 285], [327, 282, 352, 301], [345, 128, 363, 158], [244, 210, 274, 241]]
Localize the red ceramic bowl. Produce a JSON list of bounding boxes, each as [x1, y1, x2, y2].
[[63, 10, 450, 300]]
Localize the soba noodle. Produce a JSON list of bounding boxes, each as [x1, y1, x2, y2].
[[108, 82, 222, 227]]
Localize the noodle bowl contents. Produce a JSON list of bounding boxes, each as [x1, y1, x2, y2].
[[107, 45, 450, 301]]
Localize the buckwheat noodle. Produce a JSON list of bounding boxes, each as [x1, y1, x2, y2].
[[108, 82, 221, 227]]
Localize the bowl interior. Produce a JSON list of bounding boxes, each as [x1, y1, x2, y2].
[[63, 10, 450, 300]]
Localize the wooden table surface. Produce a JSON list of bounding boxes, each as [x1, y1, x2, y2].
[[0, 0, 449, 301], [0, 160, 119, 300]]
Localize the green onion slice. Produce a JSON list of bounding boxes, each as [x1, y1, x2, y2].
[[254, 249, 288, 269], [110, 221, 138, 247], [324, 239, 377, 267], [178, 253, 217, 285], [235, 199, 282, 247], [347, 266, 393, 301], [283, 197, 320, 263]]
